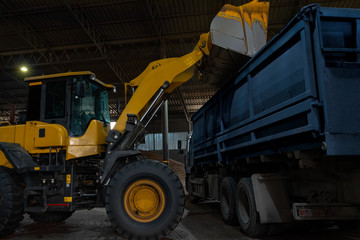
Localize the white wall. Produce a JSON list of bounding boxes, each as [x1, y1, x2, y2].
[[137, 132, 188, 151], [111, 122, 188, 151]]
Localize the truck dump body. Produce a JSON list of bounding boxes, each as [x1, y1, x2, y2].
[[186, 5, 360, 237], [190, 6, 360, 167]]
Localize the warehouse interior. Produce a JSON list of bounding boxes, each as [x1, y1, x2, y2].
[[1, 0, 359, 127], [1, 0, 360, 239]]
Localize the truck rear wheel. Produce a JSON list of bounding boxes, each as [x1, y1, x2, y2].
[[236, 178, 268, 237], [0, 167, 24, 237], [29, 212, 73, 223], [220, 177, 238, 225], [105, 159, 184, 239]]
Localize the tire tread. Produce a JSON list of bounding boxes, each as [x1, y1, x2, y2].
[[105, 159, 184, 240], [0, 168, 24, 237]]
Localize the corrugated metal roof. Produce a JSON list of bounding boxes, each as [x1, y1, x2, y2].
[[0, 0, 360, 122]]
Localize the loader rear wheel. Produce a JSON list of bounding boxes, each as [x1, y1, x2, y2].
[[106, 159, 184, 240], [220, 177, 238, 225], [236, 178, 268, 237], [29, 211, 73, 223], [0, 167, 24, 237]]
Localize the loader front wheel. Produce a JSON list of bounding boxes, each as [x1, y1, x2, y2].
[[0, 167, 24, 237], [106, 159, 184, 239]]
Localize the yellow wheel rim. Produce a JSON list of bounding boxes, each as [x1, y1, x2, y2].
[[124, 179, 165, 223]]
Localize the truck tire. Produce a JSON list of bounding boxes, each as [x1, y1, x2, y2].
[[29, 212, 73, 223], [220, 177, 238, 225], [236, 178, 268, 237], [0, 167, 24, 237], [105, 159, 185, 240]]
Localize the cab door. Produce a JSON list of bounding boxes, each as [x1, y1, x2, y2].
[[40, 79, 71, 130]]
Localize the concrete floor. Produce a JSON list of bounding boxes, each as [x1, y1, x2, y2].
[[4, 199, 360, 240]]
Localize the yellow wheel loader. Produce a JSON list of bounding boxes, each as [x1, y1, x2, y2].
[[0, 1, 268, 238]]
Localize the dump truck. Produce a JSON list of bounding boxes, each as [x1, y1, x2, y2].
[[0, 1, 269, 238], [186, 4, 360, 237]]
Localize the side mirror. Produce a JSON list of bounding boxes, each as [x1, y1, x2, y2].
[[76, 81, 85, 98], [178, 140, 184, 154]]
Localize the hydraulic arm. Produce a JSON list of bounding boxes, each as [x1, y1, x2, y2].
[[113, 33, 211, 134], [110, 0, 269, 151]]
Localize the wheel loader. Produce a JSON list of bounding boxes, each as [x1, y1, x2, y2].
[[0, 1, 268, 238]]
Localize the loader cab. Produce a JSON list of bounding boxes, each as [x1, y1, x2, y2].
[[25, 71, 114, 137]]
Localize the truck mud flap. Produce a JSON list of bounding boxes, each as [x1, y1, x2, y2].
[[251, 173, 293, 223]]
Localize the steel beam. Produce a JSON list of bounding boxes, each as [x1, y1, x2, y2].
[[146, 0, 162, 38], [0, 70, 27, 88], [0, 47, 105, 68], [0, 31, 206, 57], [174, 89, 191, 122], [0, 2, 67, 72], [64, 0, 126, 84]]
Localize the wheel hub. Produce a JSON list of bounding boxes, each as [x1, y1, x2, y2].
[[124, 179, 165, 223]]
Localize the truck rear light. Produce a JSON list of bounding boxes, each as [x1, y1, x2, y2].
[[298, 208, 327, 218], [293, 203, 360, 220]]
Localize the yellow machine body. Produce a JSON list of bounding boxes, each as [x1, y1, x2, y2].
[[0, 71, 114, 168], [67, 120, 109, 160], [0, 120, 109, 166]]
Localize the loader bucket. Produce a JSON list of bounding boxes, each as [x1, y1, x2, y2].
[[210, 0, 269, 57]]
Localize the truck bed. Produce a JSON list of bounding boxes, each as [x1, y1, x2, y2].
[[190, 6, 360, 167]]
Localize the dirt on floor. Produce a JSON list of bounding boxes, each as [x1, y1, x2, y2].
[[140, 151, 186, 192]]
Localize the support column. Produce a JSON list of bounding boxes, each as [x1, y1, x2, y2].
[[161, 38, 169, 164], [9, 104, 15, 124], [162, 100, 169, 164]]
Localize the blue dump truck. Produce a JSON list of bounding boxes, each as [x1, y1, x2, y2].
[[185, 5, 360, 237]]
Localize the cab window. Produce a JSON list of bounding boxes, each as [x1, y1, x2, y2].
[[45, 81, 66, 119]]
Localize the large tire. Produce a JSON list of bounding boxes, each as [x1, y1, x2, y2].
[[0, 167, 24, 237], [236, 178, 268, 237], [220, 177, 238, 225], [105, 159, 185, 240], [29, 211, 73, 223]]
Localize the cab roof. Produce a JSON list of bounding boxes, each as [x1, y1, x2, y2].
[[24, 71, 115, 90]]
